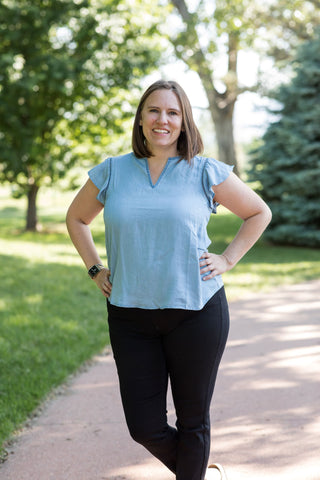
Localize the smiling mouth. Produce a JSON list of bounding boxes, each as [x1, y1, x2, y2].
[[153, 129, 169, 134]]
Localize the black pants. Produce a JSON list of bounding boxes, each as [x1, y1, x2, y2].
[[107, 287, 229, 480]]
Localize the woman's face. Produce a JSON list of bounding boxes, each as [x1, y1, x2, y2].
[[139, 89, 183, 157]]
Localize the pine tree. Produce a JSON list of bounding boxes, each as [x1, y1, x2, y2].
[[249, 31, 320, 247]]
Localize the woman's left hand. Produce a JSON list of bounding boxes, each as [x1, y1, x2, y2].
[[199, 252, 232, 280]]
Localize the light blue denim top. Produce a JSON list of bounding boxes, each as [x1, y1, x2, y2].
[[89, 152, 233, 310]]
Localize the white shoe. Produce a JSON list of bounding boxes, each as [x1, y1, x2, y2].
[[205, 463, 227, 480]]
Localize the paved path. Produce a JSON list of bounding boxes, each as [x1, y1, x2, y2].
[[1, 281, 319, 480]]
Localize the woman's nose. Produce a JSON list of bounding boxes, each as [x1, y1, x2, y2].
[[158, 110, 168, 123]]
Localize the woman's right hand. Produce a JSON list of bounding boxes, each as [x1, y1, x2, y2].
[[93, 268, 112, 298]]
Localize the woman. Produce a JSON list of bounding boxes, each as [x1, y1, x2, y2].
[[66, 80, 271, 480]]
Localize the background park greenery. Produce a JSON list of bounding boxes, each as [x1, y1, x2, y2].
[[249, 31, 320, 247], [0, 0, 319, 457]]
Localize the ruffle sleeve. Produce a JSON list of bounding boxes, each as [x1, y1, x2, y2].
[[202, 157, 233, 213], [88, 157, 111, 205]]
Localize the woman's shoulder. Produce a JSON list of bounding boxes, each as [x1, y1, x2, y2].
[[101, 151, 135, 166], [194, 155, 226, 168], [200, 155, 233, 182], [110, 152, 136, 162], [190, 155, 232, 177], [90, 152, 135, 175]]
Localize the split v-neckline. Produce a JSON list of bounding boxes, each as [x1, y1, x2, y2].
[[145, 157, 178, 188]]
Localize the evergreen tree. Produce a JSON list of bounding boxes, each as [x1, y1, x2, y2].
[[249, 32, 320, 247]]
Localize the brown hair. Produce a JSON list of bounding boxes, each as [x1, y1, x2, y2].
[[132, 80, 203, 164]]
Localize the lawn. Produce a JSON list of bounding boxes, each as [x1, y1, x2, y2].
[[0, 185, 319, 455]]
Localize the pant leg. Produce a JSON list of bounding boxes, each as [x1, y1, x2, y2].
[[163, 288, 230, 480], [107, 302, 178, 473]]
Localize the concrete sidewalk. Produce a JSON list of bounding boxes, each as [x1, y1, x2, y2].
[[1, 281, 319, 480]]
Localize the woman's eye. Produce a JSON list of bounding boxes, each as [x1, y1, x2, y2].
[[148, 109, 179, 116]]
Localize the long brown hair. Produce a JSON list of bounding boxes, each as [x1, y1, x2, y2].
[[132, 80, 203, 164]]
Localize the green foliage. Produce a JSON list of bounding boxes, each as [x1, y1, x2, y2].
[[248, 32, 320, 247], [250, 0, 320, 65], [170, 0, 320, 86], [0, 0, 164, 228]]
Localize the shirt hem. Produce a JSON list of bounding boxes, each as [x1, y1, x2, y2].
[[107, 285, 224, 311]]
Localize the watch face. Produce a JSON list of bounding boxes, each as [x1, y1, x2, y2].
[[88, 265, 102, 278]]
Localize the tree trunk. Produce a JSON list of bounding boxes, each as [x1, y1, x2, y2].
[[200, 33, 239, 175], [212, 103, 238, 176], [170, 0, 240, 174], [26, 184, 39, 231], [197, 67, 239, 176]]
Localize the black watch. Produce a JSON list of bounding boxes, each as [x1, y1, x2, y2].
[[88, 264, 104, 279]]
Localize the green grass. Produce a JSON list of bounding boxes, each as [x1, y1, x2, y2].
[[0, 186, 319, 455]]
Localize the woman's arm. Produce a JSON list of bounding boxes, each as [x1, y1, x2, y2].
[[200, 172, 272, 280], [66, 179, 112, 297]]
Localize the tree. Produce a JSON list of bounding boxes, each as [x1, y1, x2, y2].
[[248, 32, 320, 247], [167, 0, 320, 175], [0, 0, 163, 231], [169, 0, 242, 174]]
